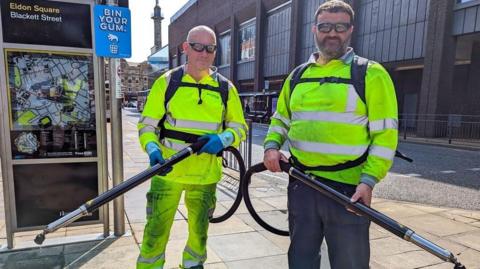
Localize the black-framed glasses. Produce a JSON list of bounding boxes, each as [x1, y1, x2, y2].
[[189, 42, 217, 53], [316, 22, 351, 33]]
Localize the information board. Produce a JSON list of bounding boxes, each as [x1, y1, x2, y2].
[[6, 49, 97, 159]]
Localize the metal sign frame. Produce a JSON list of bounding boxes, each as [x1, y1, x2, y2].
[[0, 0, 109, 248]]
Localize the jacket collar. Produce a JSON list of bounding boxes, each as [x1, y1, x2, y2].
[[181, 64, 219, 81], [307, 47, 355, 65]]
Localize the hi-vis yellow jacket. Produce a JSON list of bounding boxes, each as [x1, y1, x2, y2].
[[265, 51, 398, 187], [138, 66, 247, 185]]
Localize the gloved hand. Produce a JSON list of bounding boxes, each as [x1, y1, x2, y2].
[[145, 142, 172, 175], [197, 131, 234, 155]]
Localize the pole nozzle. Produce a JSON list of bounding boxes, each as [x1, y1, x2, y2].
[[34, 233, 45, 245], [32, 205, 88, 245]]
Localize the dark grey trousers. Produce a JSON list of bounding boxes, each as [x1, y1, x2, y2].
[[287, 177, 370, 269]]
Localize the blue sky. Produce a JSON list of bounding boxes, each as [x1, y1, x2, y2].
[[129, 0, 188, 62]]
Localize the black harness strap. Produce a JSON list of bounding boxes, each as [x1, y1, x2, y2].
[[351, 56, 369, 104], [295, 77, 353, 85], [164, 68, 229, 109], [289, 55, 369, 104], [289, 150, 369, 172], [159, 129, 200, 144]]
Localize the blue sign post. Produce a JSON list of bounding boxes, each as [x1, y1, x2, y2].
[[94, 5, 131, 58]]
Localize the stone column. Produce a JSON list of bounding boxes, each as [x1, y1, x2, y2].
[[417, 0, 456, 137]]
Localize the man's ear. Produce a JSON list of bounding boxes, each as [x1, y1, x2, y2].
[[311, 24, 316, 34], [182, 42, 189, 53]]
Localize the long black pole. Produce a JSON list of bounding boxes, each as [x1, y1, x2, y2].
[[34, 140, 207, 245], [277, 162, 466, 269]]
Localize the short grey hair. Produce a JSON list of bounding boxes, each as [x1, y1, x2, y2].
[[186, 25, 217, 44], [315, 0, 355, 25]]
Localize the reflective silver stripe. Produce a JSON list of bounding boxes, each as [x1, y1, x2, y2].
[[226, 122, 246, 139], [369, 145, 395, 160], [183, 260, 202, 268], [229, 127, 244, 139], [345, 84, 358, 111], [165, 115, 220, 131], [290, 140, 368, 155], [162, 139, 188, 151], [272, 111, 290, 126], [291, 111, 368, 126], [139, 126, 156, 136], [139, 116, 160, 126], [226, 122, 244, 129], [268, 125, 288, 138], [137, 253, 165, 265], [369, 119, 398, 132], [184, 246, 207, 261]]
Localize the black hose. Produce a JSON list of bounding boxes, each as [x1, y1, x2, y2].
[[241, 162, 289, 236], [209, 146, 245, 223]]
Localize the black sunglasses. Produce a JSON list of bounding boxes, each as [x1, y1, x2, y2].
[[316, 22, 351, 33], [189, 42, 217, 53]]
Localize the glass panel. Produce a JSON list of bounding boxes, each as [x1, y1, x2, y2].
[[239, 22, 256, 61], [219, 33, 231, 65]]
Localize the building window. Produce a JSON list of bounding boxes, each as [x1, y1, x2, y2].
[[219, 33, 231, 66], [239, 22, 255, 62]]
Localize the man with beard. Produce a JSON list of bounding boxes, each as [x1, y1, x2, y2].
[[263, 1, 398, 268]]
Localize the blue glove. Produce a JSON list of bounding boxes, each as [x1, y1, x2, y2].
[[145, 142, 172, 175], [198, 131, 234, 155]]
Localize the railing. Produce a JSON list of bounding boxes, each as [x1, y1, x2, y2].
[[223, 119, 253, 170], [399, 114, 480, 144]]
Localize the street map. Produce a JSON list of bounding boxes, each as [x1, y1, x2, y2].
[[8, 51, 94, 130]]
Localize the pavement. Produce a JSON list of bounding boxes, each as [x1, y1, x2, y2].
[[0, 114, 479, 269]]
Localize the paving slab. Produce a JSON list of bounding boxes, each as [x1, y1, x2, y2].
[[69, 237, 139, 269], [371, 201, 427, 219], [208, 215, 255, 236], [220, 198, 275, 214], [225, 254, 288, 269], [370, 236, 419, 257], [208, 231, 283, 262], [447, 230, 480, 251], [421, 247, 480, 269], [258, 230, 290, 253], [372, 250, 445, 269], [203, 262, 228, 269], [437, 210, 480, 224], [402, 213, 478, 237]]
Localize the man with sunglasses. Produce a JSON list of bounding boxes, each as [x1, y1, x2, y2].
[[264, 1, 398, 268], [137, 25, 247, 269]]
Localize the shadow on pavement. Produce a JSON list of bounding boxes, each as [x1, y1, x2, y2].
[[0, 237, 117, 269]]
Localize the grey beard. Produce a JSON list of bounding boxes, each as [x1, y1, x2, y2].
[[314, 35, 350, 61]]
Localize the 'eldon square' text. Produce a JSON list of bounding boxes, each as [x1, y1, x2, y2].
[[9, 3, 61, 14]]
